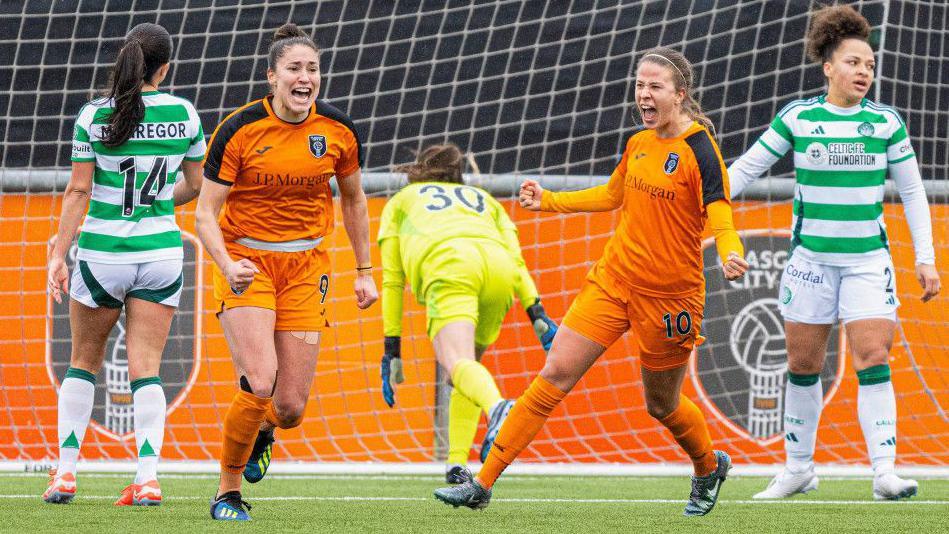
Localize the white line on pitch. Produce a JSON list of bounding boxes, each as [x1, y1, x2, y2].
[[1, 494, 946, 505], [2, 473, 474, 482], [3, 472, 921, 482], [501, 498, 949, 505], [4, 474, 662, 483]]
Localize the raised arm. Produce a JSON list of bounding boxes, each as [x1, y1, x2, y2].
[[519, 175, 624, 213], [521, 166, 626, 214], [519, 145, 629, 213]]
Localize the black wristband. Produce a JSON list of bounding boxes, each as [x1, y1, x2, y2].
[[384, 336, 401, 358], [526, 299, 545, 323]]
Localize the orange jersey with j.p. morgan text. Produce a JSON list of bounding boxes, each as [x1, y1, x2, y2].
[[542, 122, 731, 298], [203, 97, 362, 242]]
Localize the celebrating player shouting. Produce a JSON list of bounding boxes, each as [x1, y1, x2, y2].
[[196, 23, 377, 521], [435, 47, 748, 517]]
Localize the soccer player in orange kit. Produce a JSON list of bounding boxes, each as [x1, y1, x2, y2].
[[435, 47, 748, 517], [195, 23, 377, 521]]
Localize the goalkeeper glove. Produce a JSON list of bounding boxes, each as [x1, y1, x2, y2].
[[526, 299, 558, 352], [380, 336, 404, 408]]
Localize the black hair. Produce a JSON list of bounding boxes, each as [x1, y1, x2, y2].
[[101, 23, 172, 147]]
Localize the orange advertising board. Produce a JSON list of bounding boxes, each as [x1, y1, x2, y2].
[[0, 194, 945, 466]]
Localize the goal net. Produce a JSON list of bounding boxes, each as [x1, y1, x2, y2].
[[1, 0, 946, 472]]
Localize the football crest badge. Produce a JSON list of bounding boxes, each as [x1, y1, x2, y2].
[[309, 134, 327, 158], [663, 152, 680, 174], [857, 121, 875, 137]]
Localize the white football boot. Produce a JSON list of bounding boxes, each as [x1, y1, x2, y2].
[[753, 467, 819, 499], [872, 472, 918, 501]]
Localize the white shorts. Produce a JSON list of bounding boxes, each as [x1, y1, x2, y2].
[[70, 259, 183, 309], [778, 250, 899, 324]]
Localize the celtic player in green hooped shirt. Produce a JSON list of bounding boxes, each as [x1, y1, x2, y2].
[[377, 144, 558, 484], [727, 5, 940, 501], [45, 23, 204, 507]]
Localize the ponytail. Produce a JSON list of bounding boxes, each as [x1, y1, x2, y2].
[[684, 95, 715, 136], [102, 40, 146, 147], [100, 23, 173, 148]]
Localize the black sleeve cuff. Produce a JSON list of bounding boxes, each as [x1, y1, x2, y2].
[[526, 299, 545, 323], [384, 336, 401, 358]]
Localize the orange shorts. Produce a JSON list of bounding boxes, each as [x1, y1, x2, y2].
[[212, 241, 331, 331], [562, 264, 705, 370]]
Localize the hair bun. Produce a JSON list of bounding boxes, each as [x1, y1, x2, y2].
[[273, 23, 307, 42]]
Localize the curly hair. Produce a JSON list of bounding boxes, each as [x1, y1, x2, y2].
[[806, 4, 871, 64], [396, 144, 466, 184]]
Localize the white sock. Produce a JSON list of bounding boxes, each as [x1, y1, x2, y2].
[[783, 377, 822, 473], [858, 380, 897, 475], [132, 378, 166, 484], [57, 369, 96, 476]]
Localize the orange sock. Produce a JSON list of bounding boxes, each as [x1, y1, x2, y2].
[[659, 394, 717, 476], [476, 376, 566, 489], [265, 402, 303, 429], [220, 390, 272, 474]]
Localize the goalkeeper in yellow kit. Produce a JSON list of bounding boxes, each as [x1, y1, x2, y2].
[[378, 144, 557, 483]]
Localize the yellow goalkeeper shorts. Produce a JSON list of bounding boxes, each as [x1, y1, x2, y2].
[[417, 238, 516, 348]]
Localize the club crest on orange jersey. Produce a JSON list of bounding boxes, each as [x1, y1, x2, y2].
[[663, 152, 680, 174], [309, 134, 327, 158]]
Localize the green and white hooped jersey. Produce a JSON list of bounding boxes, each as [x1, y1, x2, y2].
[[71, 91, 206, 264], [754, 95, 913, 264]]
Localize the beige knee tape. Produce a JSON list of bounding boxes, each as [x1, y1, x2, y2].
[[290, 331, 320, 345]]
